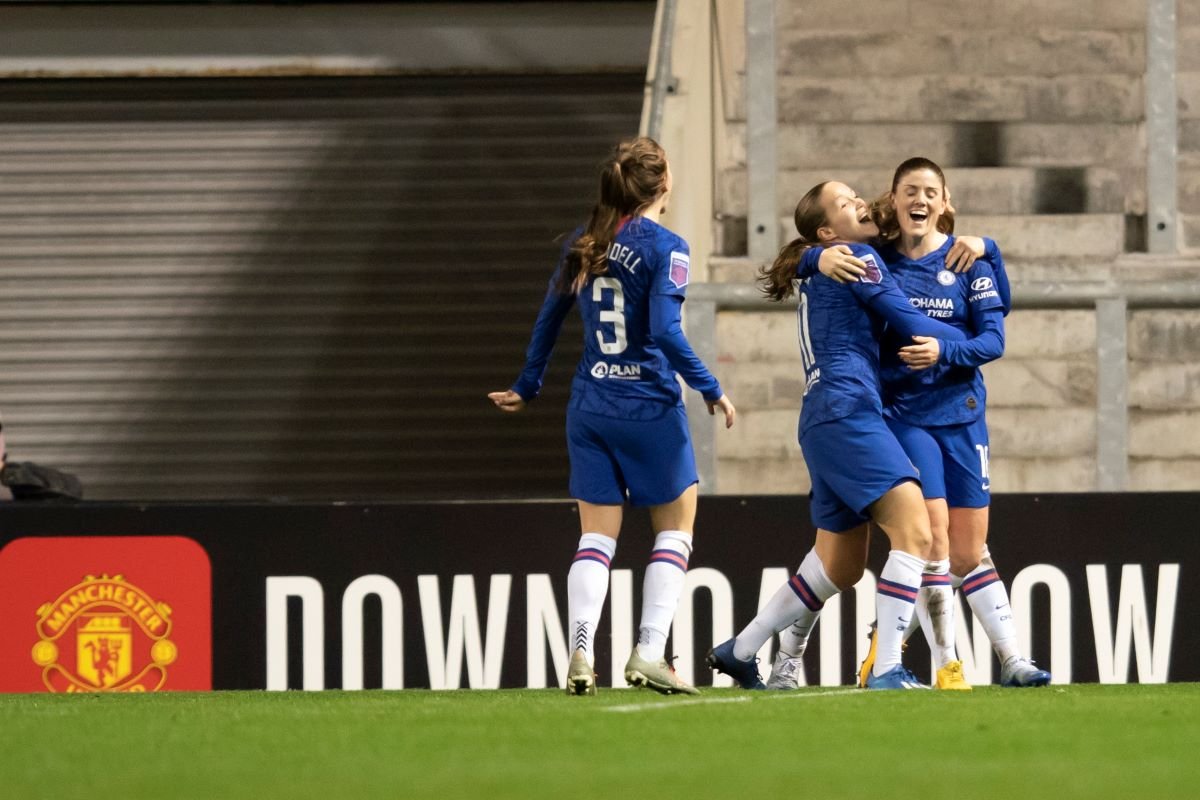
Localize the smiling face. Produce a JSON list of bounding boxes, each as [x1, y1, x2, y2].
[[817, 182, 879, 243], [892, 167, 948, 239]]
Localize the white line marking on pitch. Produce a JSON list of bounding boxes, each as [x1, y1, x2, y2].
[[769, 688, 863, 700], [601, 687, 861, 713], [602, 696, 750, 713]]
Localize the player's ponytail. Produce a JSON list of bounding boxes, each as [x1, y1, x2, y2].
[[758, 181, 829, 302], [558, 137, 670, 295]]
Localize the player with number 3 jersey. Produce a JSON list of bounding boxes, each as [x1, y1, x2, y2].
[[489, 137, 734, 697]]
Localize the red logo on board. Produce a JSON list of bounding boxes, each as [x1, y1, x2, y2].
[[0, 537, 211, 692]]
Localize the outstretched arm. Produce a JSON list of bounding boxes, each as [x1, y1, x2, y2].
[[502, 274, 577, 404]]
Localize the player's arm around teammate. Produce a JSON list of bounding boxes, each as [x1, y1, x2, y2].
[[489, 137, 734, 697], [708, 181, 968, 691], [807, 159, 1048, 688]]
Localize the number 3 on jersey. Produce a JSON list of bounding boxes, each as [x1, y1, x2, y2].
[[593, 276, 627, 354]]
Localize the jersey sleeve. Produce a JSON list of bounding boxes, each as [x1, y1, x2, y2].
[[982, 237, 1012, 315], [797, 245, 821, 280], [940, 306, 1005, 367], [848, 254, 967, 344], [965, 261, 1005, 314], [649, 294, 723, 402], [652, 236, 691, 299], [510, 264, 577, 402]]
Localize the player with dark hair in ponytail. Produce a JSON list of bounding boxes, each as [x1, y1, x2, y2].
[[709, 179, 970, 691], [803, 158, 1050, 690], [489, 136, 734, 697]]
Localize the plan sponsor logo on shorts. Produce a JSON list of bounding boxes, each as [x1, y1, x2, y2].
[[669, 251, 690, 288], [590, 362, 641, 381]]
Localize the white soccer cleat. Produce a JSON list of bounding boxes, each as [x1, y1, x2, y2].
[[1000, 656, 1051, 687], [624, 647, 699, 695], [765, 652, 803, 690], [566, 648, 597, 696]]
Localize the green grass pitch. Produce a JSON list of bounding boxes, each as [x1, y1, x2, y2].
[[2, 684, 1197, 799]]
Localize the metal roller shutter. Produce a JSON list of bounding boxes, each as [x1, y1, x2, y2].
[[0, 74, 643, 500]]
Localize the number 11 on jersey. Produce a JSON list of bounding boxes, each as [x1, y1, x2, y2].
[[976, 443, 991, 490]]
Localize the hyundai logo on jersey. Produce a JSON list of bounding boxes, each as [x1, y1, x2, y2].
[[971, 276, 994, 291]]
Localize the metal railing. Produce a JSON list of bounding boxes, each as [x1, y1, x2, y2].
[[684, 280, 1200, 494], [644, 0, 678, 143]]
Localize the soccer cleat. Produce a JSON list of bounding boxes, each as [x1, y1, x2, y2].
[[765, 652, 802, 691], [856, 621, 908, 688], [856, 622, 879, 688], [935, 660, 972, 691], [865, 664, 929, 690], [705, 638, 766, 690], [624, 647, 700, 695], [1000, 656, 1052, 687], [565, 648, 597, 696]]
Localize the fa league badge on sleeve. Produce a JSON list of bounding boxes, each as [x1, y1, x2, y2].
[[859, 253, 882, 284], [669, 251, 690, 288]]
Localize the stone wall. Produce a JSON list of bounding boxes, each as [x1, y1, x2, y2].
[[702, 0, 1200, 493]]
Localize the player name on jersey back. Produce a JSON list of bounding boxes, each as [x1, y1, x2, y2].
[[606, 241, 642, 273]]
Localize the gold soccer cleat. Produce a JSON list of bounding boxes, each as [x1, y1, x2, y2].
[[935, 659, 973, 691]]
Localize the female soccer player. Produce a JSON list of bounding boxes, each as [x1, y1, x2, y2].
[[707, 180, 969, 690], [489, 137, 735, 697], [808, 158, 1051, 688]]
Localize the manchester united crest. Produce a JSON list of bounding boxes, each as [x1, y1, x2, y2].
[[32, 574, 178, 693]]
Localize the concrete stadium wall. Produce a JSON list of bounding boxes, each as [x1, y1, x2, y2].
[[703, 0, 1200, 493]]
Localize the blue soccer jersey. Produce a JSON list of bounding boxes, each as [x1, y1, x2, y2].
[[795, 243, 968, 436], [981, 237, 1012, 315], [875, 236, 1005, 426], [512, 217, 722, 419]]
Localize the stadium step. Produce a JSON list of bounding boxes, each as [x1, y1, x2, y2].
[[778, 29, 1144, 79], [772, 213, 1126, 261], [720, 166, 1132, 218], [777, 0, 1147, 32]]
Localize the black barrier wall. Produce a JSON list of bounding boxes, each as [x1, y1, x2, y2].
[[0, 494, 1192, 692]]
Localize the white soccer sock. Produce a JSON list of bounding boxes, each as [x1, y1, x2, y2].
[[873, 549, 925, 677], [636, 530, 692, 662], [733, 548, 838, 661], [915, 558, 956, 667], [961, 551, 1021, 664], [567, 533, 617, 666]]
